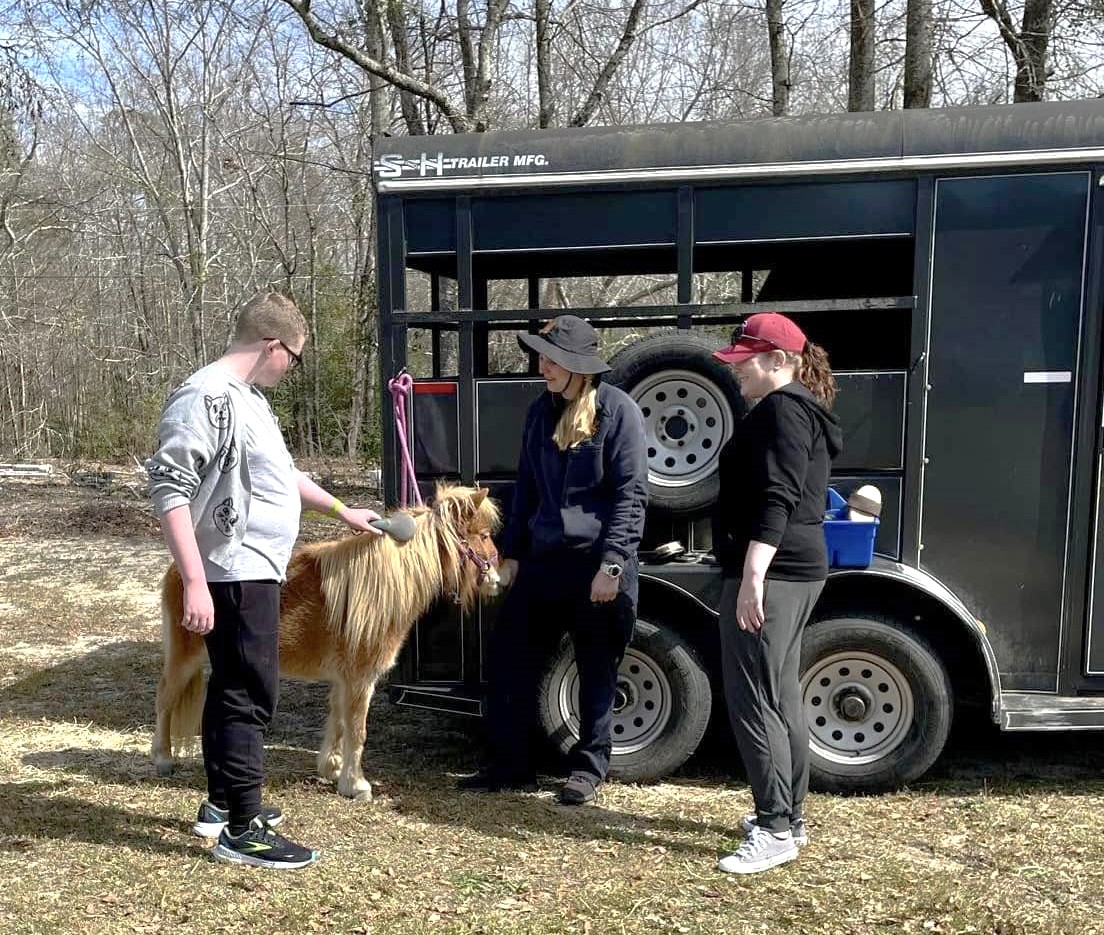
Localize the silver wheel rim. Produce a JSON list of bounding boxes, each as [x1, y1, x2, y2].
[[631, 369, 733, 488], [548, 648, 673, 755], [801, 650, 914, 766]]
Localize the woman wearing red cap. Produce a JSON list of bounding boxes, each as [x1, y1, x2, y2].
[[711, 312, 842, 874]]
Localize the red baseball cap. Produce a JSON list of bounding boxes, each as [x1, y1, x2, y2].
[[712, 313, 808, 365]]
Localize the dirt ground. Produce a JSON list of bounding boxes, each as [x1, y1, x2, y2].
[[2, 471, 1104, 935]]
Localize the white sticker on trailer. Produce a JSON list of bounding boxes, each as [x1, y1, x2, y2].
[[1023, 371, 1072, 383]]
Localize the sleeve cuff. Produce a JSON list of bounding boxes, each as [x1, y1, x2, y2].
[[150, 494, 191, 518], [601, 547, 629, 567], [747, 526, 785, 548]]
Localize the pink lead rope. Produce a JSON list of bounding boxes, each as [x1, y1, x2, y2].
[[388, 370, 423, 508]]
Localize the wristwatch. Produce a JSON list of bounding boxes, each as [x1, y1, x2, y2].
[[601, 562, 623, 579]]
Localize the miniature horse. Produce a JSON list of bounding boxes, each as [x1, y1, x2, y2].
[[151, 483, 500, 801]]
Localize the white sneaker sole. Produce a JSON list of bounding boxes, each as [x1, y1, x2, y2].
[[211, 842, 318, 870], [717, 845, 799, 875], [193, 812, 284, 838]]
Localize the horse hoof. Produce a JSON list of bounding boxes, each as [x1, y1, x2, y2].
[[339, 780, 373, 801], [153, 757, 175, 777]]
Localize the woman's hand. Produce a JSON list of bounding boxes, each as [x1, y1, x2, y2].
[[736, 575, 766, 632], [590, 570, 619, 603]]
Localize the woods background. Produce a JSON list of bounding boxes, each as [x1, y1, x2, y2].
[[0, 0, 1101, 463]]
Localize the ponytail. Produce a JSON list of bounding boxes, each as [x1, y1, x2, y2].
[[796, 341, 837, 410]]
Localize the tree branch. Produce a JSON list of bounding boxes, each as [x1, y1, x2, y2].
[[279, 0, 473, 132], [569, 0, 648, 127]]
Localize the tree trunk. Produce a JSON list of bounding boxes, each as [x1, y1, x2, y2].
[[848, 0, 876, 112], [903, 0, 932, 108], [765, 0, 790, 117], [1016, 0, 1052, 101], [979, 0, 1053, 102], [385, 0, 426, 137], [535, 0, 555, 128]]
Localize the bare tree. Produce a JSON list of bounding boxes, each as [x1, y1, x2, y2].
[[979, 0, 1054, 101], [279, 0, 476, 131], [535, 0, 556, 127], [849, 0, 876, 110], [904, 0, 933, 106], [765, 0, 792, 115]]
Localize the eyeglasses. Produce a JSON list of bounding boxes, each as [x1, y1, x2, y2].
[[730, 321, 777, 348], [266, 337, 302, 370]]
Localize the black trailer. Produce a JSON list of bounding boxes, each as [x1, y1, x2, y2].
[[373, 100, 1104, 792]]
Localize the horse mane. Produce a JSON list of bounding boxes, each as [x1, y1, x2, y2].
[[305, 483, 500, 654]]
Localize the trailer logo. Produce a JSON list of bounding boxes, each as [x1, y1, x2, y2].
[[374, 152, 549, 179]]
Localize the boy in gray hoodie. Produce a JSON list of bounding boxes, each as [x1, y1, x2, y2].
[[146, 291, 381, 869]]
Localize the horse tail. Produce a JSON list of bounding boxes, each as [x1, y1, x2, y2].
[[168, 666, 205, 756], [152, 565, 207, 773]]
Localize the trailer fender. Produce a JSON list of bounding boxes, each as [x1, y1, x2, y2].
[[826, 556, 1002, 714]]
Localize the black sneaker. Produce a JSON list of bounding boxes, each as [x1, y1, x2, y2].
[[192, 800, 284, 838], [455, 770, 538, 793], [212, 816, 318, 870], [558, 773, 599, 805]]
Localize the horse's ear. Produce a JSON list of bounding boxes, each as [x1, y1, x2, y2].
[[472, 487, 488, 508]]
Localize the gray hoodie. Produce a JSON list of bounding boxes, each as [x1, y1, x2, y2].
[[145, 363, 297, 578]]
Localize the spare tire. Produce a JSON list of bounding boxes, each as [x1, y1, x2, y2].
[[608, 332, 744, 517]]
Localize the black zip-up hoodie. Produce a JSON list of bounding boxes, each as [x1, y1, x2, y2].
[[712, 381, 844, 581]]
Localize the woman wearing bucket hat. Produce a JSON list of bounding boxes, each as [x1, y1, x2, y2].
[[457, 315, 648, 805], [710, 312, 843, 875]]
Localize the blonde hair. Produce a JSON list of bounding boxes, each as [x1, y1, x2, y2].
[[233, 291, 307, 345], [537, 318, 600, 450], [552, 377, 599, 450]]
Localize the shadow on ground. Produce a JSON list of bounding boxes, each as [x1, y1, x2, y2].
[[0, 780, 196, 857], [8, 639, 1104, 855]]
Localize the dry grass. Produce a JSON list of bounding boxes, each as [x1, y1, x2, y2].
[[1, 478, 1103, 934]]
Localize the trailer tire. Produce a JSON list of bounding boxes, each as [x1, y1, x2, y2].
[[537, 618, 712, 782], [801, 614, 953, 793], [608, 333, 744, 517]]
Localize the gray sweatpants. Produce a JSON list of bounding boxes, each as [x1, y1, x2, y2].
[[719, 576, 825, 834]]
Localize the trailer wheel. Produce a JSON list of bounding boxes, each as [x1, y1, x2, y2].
[[608, 333, 744, 516], [801, 614, 953, 793], [537, 618, 712, 782]]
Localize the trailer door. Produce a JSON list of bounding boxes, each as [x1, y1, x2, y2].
[[924, 172, 1091, 692]]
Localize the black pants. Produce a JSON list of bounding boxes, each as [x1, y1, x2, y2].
[[719, 576, 824, 834], [202, 580, 280, 831], [484, 558, 636, 782]]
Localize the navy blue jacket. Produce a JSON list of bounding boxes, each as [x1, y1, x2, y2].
[[500, 382, 648, 574]]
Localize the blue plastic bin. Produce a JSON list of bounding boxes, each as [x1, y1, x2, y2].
[[823, 488, 878, 568]]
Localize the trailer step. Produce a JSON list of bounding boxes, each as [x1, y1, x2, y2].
[[389, 684, 482, 717], [1000, 692, 1104, 730]]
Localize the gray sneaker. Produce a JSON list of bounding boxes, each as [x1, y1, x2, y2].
[[718, 826, 799, 874], [740, 813, 809, 846], [193, 800, 284, 838]]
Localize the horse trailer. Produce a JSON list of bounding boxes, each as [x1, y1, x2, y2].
[[374, 99, 1104, 792]]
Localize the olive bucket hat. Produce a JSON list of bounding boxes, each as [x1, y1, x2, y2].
[[517, 316, 612, 375]]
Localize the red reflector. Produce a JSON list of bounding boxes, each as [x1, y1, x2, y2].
[[413, 381, 457, 395]]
